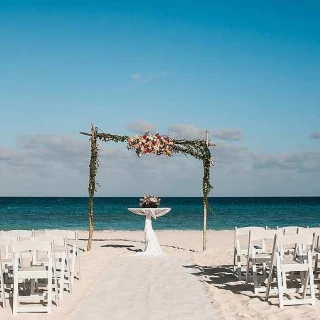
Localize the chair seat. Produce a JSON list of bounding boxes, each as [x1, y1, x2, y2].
[[54, 245, 67, 253], [250, 253, 272, 263], [1, 258, 13, 269], [280, 260, 309, 272], [18, 265, 48, 278], [240, 246, 264, 256]]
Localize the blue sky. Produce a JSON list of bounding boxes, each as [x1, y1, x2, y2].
[[0, 1, 319, 196]]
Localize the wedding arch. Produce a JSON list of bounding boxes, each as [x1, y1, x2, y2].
[[80, 124, 215, 251]]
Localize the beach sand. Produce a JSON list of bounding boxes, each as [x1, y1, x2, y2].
[[1, 230, 320, 319]]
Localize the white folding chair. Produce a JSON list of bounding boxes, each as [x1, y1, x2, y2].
[[245, 229, 279, 294], [0, 235, 19, 305], [265, 232, 316, 308], [0, 236, 14, 308], [33, 234, 72, 300], [12, 240, 56, 315], [233, 226, 267, 280], [307, 227, 320, 295], [45, 230, 81, 285]]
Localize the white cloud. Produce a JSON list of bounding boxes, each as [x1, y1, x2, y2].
[[310, 131, 320, 140], [253, 151, 320, 172], [0, 148, 19, 160], [126, 121, 157, 134], [214, 143, 250, 163], [212, 128, 242, 141], [168, 124, 206, 140]]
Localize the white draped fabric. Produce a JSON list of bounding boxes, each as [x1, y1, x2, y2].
[[128, 208, 171, 255]]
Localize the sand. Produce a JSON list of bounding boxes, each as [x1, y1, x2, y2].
[[1, 230, 320, 319]]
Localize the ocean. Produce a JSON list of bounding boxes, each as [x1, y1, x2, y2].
[[0, 197, 320, 231]]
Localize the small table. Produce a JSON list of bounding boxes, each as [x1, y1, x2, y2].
[[128, 208, 171, 255]]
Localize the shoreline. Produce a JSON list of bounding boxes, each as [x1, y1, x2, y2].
[[1, 228, 237, 232]]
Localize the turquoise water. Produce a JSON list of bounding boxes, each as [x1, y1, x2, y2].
[[0, 197, 320, 231]]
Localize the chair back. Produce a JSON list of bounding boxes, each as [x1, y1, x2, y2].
[[306, 228, 320, 247], [4, 229, 34, 240], [45, 229, 78, 240], [275, 232, 315, 248], [34, 234, 66, 247], [249, 229, 279, 242], [248, 229, 279, 257], [13, 239, 52, 267], [235, 226, 266, 237], [271, 232, 315, 261], [46, 230, 79, 252], [234, 226, 267, 252], [277, 226, 308, 235], [12, 239, 52, 254], [0, 235, 19, 259]]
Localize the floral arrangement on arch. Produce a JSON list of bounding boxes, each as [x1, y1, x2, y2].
[[127, 132, 174, 157], [140, 195, 161, 208]]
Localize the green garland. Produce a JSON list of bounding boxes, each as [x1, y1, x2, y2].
[[96, 132, 129, 143]]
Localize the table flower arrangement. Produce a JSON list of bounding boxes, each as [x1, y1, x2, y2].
[[139, 195, 161, 208], [127, 132, 174, 157]]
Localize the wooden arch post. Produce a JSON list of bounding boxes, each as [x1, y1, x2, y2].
[[203, 130, 209, 251], [87, 124, 97, 251]]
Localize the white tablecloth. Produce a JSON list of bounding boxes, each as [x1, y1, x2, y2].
[[128, 208, 171, 255]]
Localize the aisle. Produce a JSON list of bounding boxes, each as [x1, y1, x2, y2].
[[70, 255, 215, 320]]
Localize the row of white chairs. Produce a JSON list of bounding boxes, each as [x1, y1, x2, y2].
[[233, 226, 315, 280], [0, 229, 81, 314], [233, 226, 320, 308]]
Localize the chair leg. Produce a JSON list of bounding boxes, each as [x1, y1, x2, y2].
[[237, 255, 242, 280], [47, 277, 52, 314], [262, 262, 267, 279], [265, 266, 273, 302], [59, 258, 66, 301], [71, 252, 76, 286], [54, 269, 59, 306], [67, 258, 72, 294], [277, 268, 284, 308], [252, 263, 259, 294], [282, 271, 287, 291], [245, 258, 250, 284], [314, 258, 319, 279], [77, 251, 81, 281], [308, 267, 316, 305], [13, 276, 19, 315], [1, 269, 6, 308], [30, 279, 36, 295], [302, 270, 308, 298]]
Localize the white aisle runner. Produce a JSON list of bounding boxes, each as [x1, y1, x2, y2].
[[70, 256, 215, 320]]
